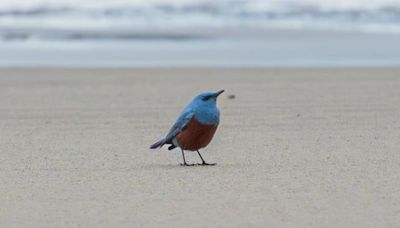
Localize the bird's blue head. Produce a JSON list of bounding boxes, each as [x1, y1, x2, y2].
[[192, 90, 224, 106], [187, 90, 224, 125]]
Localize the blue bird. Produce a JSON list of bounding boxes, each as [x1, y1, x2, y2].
[[150, 90, 224, 166]]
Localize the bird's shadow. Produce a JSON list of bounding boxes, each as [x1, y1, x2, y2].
[[140, 163, 239, 170]]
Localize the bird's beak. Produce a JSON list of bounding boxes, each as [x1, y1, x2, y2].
[[214, 89, 225, 97]]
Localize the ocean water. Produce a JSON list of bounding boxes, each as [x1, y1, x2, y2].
[[1, 0, 400, 67]]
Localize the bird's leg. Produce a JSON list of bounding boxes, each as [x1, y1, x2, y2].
[[180, 148, 194, 166], [196, 150, 216, 166]]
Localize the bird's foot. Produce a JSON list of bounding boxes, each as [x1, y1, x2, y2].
[[200, 162, 217, 166], [180, 163, 195, 166], [180, 162, 216, 166]]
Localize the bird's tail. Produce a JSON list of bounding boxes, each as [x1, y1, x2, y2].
[[149, 138, 166, 149]]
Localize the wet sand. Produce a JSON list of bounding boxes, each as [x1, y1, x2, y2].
[[0, 68, 399, 227], [2, 28, 400, 67]]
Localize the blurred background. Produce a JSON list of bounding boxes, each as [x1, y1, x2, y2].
[[1, 0, 400, 67]]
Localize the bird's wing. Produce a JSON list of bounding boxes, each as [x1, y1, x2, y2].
[[164, 107, 194, 143]]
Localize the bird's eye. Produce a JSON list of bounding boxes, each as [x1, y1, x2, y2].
[[202, 96, 210, 101]]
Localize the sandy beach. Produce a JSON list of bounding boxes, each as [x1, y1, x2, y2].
[[0, 67, 399, 227]]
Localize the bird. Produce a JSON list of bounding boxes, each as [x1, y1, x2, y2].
[[150, 90, 224, 166]]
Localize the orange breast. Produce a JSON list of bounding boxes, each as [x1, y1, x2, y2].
[[176, 117, 218, 151]]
